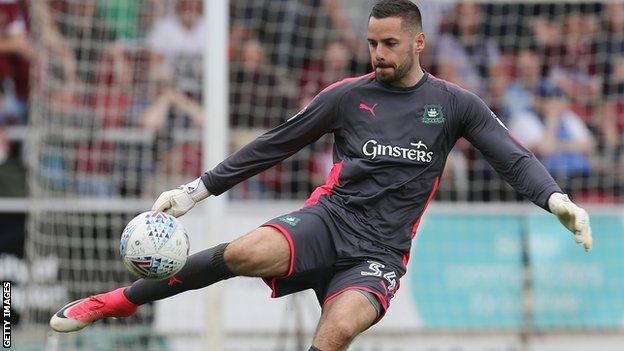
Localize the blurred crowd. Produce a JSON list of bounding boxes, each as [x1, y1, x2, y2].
[[1, 0, 623, 203]]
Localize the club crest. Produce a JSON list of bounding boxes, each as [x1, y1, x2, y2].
[[422, 105, 444, 124]]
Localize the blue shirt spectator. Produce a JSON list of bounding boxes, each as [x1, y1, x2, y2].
[[508, 82, 595, 179]]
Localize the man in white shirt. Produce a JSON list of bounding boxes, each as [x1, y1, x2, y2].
[[146, 0, 205, 67]]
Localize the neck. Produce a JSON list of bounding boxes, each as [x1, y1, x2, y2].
[[393, 65, 424, 88]]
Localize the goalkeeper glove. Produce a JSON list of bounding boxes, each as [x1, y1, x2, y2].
[[152, 177, 211, 217], [548, 192, 593, 252]]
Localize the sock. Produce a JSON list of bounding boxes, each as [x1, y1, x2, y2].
[[123, 243, 235, 305], [309, 347, 322, 351]]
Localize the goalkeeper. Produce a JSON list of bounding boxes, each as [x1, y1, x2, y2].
[[50, 1, 592, 350]]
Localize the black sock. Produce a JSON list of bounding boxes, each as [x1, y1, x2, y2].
[[123, 243, 235, 305], [309, 347, 321, 351]]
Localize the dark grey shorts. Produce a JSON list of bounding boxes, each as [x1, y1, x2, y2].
[[260, 204, 404, 322]]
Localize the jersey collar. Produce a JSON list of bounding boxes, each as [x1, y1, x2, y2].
[[374, 72, 429, 92]]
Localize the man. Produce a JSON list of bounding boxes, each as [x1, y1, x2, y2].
[[146, 0, 205, 66], [509, 81, 596, 193], [50, 1, 593, 350]]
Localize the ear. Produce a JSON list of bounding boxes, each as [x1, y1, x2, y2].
[[414, 32, 426, 53]]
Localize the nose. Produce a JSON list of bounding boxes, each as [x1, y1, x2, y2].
[[374, 55, 386, 68], [374, 45, 386, 60]]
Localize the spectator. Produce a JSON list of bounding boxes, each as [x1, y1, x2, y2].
[[436, 2, 505, 201], [0, 80, 25, 125], [56, 0, 120, 85], [157, 141, 202, 192], [230, 0, 297, 67], [297, 41, 351, 196], [596, 3, 624, 193], [48, 84, 118, 197], [298, 41, 351, 108], [530, 16, 561, 50], [502, 48, 543, 117], [598, 2, 624, 105], [509, 82, 596, 191], [229, 39, 299, 198], [97, 0, 142, 42], [323, 0, 376, 63], [0, 0, 30, 119], [411, 0, 456, 44], [146, 0, 205, 69], [230, 39, 296, 128], [29, 1, 78, 84], [0, 129, 25, 197], [139, 89, 203, 132], [145, 0, 204, 100], [536, 11, 601, 119], [436, 2, 503, 99]]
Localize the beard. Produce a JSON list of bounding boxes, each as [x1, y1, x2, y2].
[[374, 53, 415, 85]]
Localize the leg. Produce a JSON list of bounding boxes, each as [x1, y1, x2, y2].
[[309, 258, 403, 350], [124, 225, 289, 304], [311, 290, 378, 351], [51, 226, 291, 332], [225, 225, 291, 276], [51, 205, 332, 333]]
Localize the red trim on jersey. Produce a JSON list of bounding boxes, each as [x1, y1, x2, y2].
[[260, 223, 296, 298], [508, 132, 531, 153], [427, 73, 462, 90], [403, 177, 440, 268], [320, 72, 375, 94], [410, 176, 440, 239], [402, 252, 411, 267], [304, 161, 344, 207], [260, 277, 279, 298], [322, 285, 389, 324], [261, 223, 296, 279]]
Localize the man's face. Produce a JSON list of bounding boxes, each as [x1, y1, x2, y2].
[[517, 50, 541, 82], [241, 41, 265, 71], [177, 0, 202, 28], [606, 3, 624, 29], [324, 42, 348, 72], [457, 3, 482, 34], [367, 17, 421, 85]]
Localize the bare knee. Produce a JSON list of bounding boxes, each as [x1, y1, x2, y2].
[[314, 318, 360, 351], [330, 319, 359, 346], [313, 290, 378, 351], [224, 226, 291, 277]]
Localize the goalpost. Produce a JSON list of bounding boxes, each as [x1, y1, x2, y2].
[[203, 0, 228, 350]]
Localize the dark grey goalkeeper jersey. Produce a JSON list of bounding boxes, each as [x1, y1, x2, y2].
[[202, 72, 561, 255]]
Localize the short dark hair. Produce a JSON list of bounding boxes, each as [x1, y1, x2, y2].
[[370, 0, 422, 33]]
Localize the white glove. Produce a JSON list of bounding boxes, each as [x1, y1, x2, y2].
[[548, 192, 593, 252], [152, 177, 211, 217]]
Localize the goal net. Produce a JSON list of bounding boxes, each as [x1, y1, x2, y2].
[[11, 1, 624, 350]]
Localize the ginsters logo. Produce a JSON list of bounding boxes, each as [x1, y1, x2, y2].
[[362, 140, 434, 162]]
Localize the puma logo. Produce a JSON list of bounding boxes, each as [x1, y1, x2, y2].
[[359, 102, 378, 117], [167, 276, 183, 286]]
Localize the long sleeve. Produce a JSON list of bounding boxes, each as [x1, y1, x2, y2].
[[202, 90, 341, 196], [459, 91, 562, 211]]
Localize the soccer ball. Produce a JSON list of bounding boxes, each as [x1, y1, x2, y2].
[[120, 211, 190, 280]]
